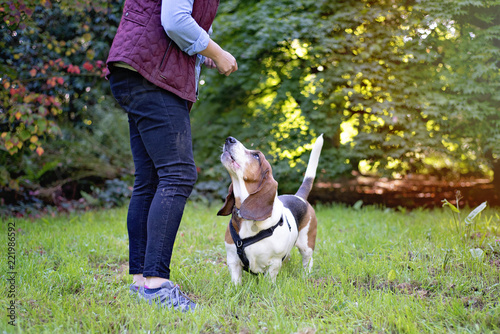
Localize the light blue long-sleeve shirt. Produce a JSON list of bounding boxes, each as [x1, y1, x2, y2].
[[161, 0, 212, 97], [161, 0, 211, 56]]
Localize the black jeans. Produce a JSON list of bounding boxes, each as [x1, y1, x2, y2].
[[109, 67, 197, 279]]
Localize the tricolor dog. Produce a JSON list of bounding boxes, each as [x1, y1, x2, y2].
[[218, 135, 324, 284]]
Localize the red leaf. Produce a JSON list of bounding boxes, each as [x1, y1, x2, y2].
[[83, 62, 94, 71], [46, 77, 56, 87], [67, 64, 80, 74]]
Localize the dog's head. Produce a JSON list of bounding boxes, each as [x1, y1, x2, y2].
[[217, 137, 278, 221]]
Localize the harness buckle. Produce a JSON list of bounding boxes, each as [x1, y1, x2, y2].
[[236, 240, 243, 248]]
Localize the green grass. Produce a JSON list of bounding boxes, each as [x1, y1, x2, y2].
[[1, 202, 500, 333]]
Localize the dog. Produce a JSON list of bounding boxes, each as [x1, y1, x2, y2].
[[217, 135, 324, 284]]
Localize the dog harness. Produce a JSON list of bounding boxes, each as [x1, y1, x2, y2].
[[229, 212, 291, 273]]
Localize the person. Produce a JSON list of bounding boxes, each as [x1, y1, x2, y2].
[[106, 0, 237, 312]]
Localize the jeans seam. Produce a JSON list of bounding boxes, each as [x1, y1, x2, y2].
[[149, 92, 179, 278], [137, 165, 156, 273], [148, 187, 175, 279], [128, 117, 154, 275]]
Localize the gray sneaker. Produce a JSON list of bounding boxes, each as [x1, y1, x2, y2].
[[139, 281, 197, 312], [129, 284, 143, 295]]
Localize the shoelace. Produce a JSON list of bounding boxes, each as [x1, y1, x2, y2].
[[171, 285, 195, 310], [158, 284, 194, 310]]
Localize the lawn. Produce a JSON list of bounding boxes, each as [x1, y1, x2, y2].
[[1, 201, 499, 333]]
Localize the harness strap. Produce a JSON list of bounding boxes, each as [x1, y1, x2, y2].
[[229, 216, 286, 273]]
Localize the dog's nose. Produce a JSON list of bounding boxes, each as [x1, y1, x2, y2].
[[225, 137, 237, 145]]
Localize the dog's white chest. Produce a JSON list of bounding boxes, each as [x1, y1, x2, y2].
[[244, 209, 298, 274]]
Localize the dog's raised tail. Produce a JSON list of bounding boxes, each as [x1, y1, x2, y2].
[[295, 134, 324, 200]]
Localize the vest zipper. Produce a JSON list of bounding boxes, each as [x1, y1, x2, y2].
[[158, 41, 173, 75]]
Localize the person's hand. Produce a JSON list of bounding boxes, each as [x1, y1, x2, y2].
[[199, 40, 238, 76], [213, 50, 238, 76], [204, 57, 217, 69]]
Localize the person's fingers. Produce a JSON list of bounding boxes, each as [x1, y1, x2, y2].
[[214, 51, 238, 76], [204, 58, 217, 69]]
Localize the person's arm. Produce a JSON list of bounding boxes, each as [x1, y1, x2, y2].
[[161, 0, 237, 76]]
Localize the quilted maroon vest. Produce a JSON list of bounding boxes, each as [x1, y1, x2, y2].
[[106, 0, 219, 103]]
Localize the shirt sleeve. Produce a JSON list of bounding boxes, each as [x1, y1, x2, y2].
[[161, 0, 210, 56]]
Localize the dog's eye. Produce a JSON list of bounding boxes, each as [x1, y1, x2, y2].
[[253, 153, 260, 160]]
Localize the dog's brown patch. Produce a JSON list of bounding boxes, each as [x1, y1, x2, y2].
[[224, 208, 243, 244], [300, 205, 317, 250]]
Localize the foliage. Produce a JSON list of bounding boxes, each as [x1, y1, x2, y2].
[[81, 178, 132, 208], [412, 0, 500, 176], [1, 0, 116, 155], [0, 0, 128, 200], [195, 0, 500, 193], [1, 203, 499, 332], [190, 180, 229, 206]]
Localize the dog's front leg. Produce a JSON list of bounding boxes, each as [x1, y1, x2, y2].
[[226, 244, 243, 285], [228, 261, 243, 285]]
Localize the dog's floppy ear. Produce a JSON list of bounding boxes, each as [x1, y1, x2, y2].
[[217, 183, 235, 216], [239, 166, 278, 221]]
